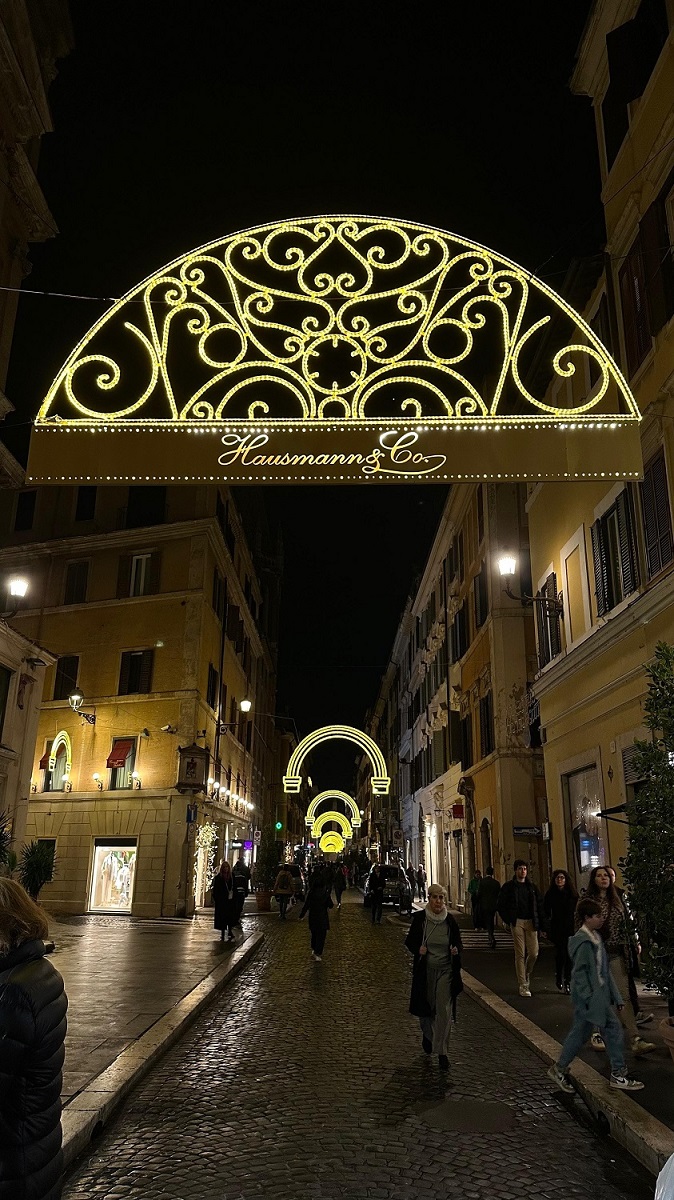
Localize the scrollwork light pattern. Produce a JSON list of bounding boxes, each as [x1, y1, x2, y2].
[[38, 216, 639, 426]]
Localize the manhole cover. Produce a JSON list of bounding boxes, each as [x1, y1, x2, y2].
[[419, 1099, 517, 1133]]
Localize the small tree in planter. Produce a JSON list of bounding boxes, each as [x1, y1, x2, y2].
[[254, 825, 279, 911], [17, 840, 56, 901], [622, 640, 674, 1026]]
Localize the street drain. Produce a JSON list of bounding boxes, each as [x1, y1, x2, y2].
[[418, 1099, 517, 1133]]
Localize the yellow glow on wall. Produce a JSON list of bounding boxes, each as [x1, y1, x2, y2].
[[283, 724, 389, 795], [319, 831, 345, 854], [306, 790, 361, 827], [311, 810, 353, 839]]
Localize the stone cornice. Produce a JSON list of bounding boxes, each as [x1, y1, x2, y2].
[[6, 141, 56, 241], [0, 15, 52, 140]]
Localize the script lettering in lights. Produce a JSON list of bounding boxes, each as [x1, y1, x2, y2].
[[283, 725, 389, 796], [27, 216, 642, 485]]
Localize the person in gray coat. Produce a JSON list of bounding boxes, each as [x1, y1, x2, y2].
[[547, 898, 643, 1094]]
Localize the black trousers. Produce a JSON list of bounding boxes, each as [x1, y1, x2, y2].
[[484, 910, 496, 946], [278, 894, 290, 918], [554, 937, 572, 986], [371, 898, 383, 923], [311, 927, 327, 955], [234, 891, 246, 923]]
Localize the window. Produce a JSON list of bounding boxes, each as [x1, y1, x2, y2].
[[619, 234, 651, 376], [219, 681, 228, 723], [601, 0, 668, 170], [479, 692, 494, 758], [641, 449, 674, 579], [117, 551, 161, 598], [42, 741, 67, 793], [460, 712, 473, 771], [14, 490, 36, 532], [535, 573, 562, 670], [107, 738, 136, 790], [474, 560, 488, 629], [75, 486, 97, 522], [591, 490, 640, 616], [212, 569, 226, 622], [477, 485, 485, 543], [53, 655, 79, 702], [125, 486, 166, 529], [450, 603, 468, 661], [0, 665, 11, 738], [118, 649, 153, 695], [64, 561, 89, 605], [206, 663, 219, 710]]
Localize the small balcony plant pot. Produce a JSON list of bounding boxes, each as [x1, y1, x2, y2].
[[659, 1017, 674, 1066]]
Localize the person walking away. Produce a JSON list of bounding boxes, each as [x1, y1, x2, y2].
[[606, 864, 653, 1029], [544, 870, 578, 992], [369, 864, 385, 924], [477, 867, 501, 948], [496, 859, 545, 996], [406, 865, 416, 900], [547, 898, 644, 1093], [334, 864, 346, 909], [0, 878, 68, 1200], [232, 854, 251, 926], [212, 861, 237, 941], [299, 872, 333, 961], [273, 864, 294, 920], [468, 869, 483, 929], [417, 864, 427, 903], [405, 884, 463, 1071], [577, 866, 655, 1056]]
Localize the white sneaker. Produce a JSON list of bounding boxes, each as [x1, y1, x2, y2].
[[632, 1037, 656, 1055], [519, 985, 532, 997], [547, 1063, 574, 1093], [314, 955, 322, 961], [590, 1032, 605, 1051], [610, 1074, 644, 1091]]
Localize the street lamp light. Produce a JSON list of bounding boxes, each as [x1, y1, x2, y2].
[[1, 576, 29, 618], [497, 553, 563, 617], [68, 687, 97, 725], [239, 697, 252, 713]]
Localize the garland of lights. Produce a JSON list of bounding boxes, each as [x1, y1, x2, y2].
[[319, 832, 346, 854], [306, 790, 361, 827], [283, 724, 390, 795], [311, 810, 354, 839]]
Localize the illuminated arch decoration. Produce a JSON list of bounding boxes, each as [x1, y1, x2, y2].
[[305, 790, 361, 828], [319, 831, 345, 854], [311, 810, 353, 840], [284, 724, 389, 795], [27, 216, 642, 485], [49, 730, 72, 775]]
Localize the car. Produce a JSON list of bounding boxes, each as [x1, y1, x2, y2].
[[363, 865, 412, 913]]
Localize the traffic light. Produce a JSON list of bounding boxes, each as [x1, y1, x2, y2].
[[275, 820, 283, 831]]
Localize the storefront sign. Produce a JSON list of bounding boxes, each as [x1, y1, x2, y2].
[[513, 825, 542, 838]]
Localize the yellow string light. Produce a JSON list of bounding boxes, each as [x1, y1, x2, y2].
[[319, 832, 346, 854], [311, 810, 354, 839], [306, 790, 361, 827], [283, 724, 390, 795]]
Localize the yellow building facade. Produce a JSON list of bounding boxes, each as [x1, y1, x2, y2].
[[528, 1, 674, 891], [0, 482, 281, 916]]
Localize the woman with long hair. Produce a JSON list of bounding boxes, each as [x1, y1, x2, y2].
[[299, 870, 333, 961], [212, 860, 237, 941], [543, 869, 577, 992], [0, 877, 68, 1200], [580, 866, 655, 1057]]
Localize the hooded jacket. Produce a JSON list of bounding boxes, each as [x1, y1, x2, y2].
[[567, 926, 623, 1025], [0, 939, 68, 1200]]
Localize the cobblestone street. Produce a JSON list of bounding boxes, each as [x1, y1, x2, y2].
[[63, 890, 654, 1200]]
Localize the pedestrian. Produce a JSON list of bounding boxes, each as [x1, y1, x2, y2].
[[467, 869, 483, 928], [322, 862, 335, 900], [334, 863, 346, 909], [578, 866, 655, 1056], [544, 869, 578, 993], [0, 878, 68, 1200], [406, 865, 416, 900], [405, 883, 463, 1071], [547, 897, 644, 1093], [299, 871, 333, 961], [212, 860, 237, 941], [496, 859, 545, 996], [606, 865, 653, 1029], [232, 854, 251, 925], [273, 863, 294, 920], [477, 866, 501, 948], [416, 863, 427, 902], [369, 863, 385, 924]]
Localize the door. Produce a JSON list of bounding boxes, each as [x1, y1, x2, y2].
[[565, 765, 607, 893], [89, 841, 137, 912]]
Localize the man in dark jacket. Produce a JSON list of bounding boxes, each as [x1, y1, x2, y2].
[[496, 859, 545, 996], [232, 855, 251, 925], [477, 866, 501, 949], [369, 865, 385, 924]]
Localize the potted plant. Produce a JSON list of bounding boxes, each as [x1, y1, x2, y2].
[[17, 840, 56, 900], [621, 640, 674, 1061], [254, 825, 279, 912]]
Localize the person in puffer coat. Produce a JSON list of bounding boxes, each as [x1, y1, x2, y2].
[[0, 878, 68, 1200]]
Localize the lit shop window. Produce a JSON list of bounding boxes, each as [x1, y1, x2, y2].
[[89, 840, 137, 913]]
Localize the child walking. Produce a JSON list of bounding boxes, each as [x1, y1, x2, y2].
[[547, 898, 644, 1093]]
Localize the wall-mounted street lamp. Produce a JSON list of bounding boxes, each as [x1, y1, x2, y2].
[[497, 554, 563, 617], [93, 773, 103, 791], [239, 697, 252, 713], [68, 687, 96, 725], [131, 770, 142, 790], [1, 576, 29, 619]]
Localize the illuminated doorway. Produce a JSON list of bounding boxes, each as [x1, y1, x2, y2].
[[89, 838, 137, 913]]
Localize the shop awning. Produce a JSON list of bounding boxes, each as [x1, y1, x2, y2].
[[39, 750, 50, 769], [106, 739, 134, 769]]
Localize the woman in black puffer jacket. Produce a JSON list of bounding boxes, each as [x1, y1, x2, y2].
[[0, 879, 68, 1200]]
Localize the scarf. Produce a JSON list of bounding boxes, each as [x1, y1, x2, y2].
[[424, 903, 448, 922]]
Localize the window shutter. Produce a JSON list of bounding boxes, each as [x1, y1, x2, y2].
[[622, 744, 648, 786], [619, 238, 651, 376], [118, 652, 131, 696], [535, 593, 549, 669], [65, 561, 88, 605], [641, 450, 674, 579], [641, 198, 674, 336], [616, 488, 640, 597], [545, 572, 562, 659], [117, 554, 132, 598], [591, 520, 608, 617], [147, 551, 162, 595], [139, 649, 154, 693], [53, 655, 79, 702]]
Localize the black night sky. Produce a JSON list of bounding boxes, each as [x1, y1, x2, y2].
[[5, 1, 602, 792]]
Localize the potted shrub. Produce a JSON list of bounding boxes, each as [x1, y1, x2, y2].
[[17, 840, 56, 901], [254, 825, 279, 912], [622, 641, 674, 1061]]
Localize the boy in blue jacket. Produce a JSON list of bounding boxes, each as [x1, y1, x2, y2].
[[547, 898, 644, 1093]]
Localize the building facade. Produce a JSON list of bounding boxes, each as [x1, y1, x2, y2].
[[527, 0, 674, 891], [0, 482, 282, 916]]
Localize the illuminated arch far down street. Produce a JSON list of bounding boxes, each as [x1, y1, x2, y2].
[[306, 790, 361, 828], [26, 215, 642, 486], [318, 832, 346, 855], [283, 724, 390, 796], [311, 810, 354, 840]]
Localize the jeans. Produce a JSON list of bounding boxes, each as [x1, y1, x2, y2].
[[371, 898, 383, 923], [512, 919, 538, 988], [559, 1005, 626, 1075]]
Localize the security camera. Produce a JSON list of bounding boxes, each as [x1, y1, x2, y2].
[[161, 724, 177, 733]]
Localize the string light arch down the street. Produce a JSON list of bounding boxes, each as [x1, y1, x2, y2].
[[283, 724, 390, 795], [305, 790, 361, 828], [318, 831, 346, 854], [310, 810, 354, 840], [26, 215, 643, 485]]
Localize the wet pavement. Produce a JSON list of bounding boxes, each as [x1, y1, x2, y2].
[[62, 888, 654, 1200]]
